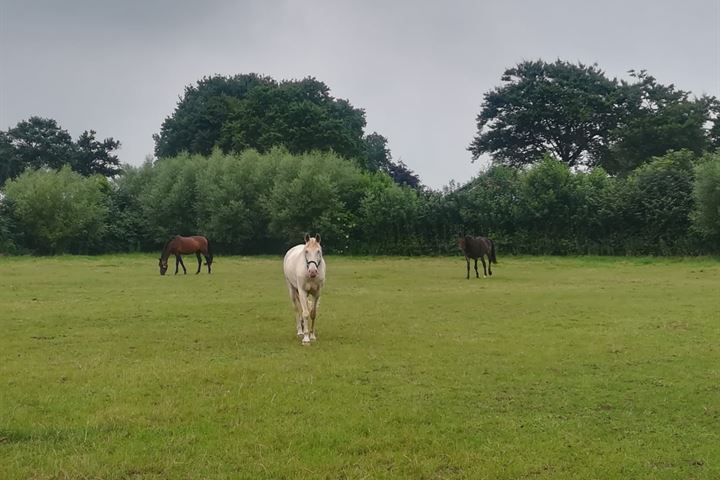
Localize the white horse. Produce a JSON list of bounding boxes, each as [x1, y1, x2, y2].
[[283, 234, 326, 345]]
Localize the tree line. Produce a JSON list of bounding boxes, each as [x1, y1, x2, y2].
[[1, 60, 719, 256], [1, 148, 718, 256]]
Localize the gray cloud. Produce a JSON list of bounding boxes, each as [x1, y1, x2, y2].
[[1, 0, 718, 188]]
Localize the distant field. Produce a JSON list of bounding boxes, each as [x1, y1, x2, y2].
[[1, 254, 719, 479]]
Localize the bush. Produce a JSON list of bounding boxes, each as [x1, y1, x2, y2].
[[265, 149, 367, 252], [0, 199, 18, 254], [3, 166, 109, 254], [104, 159, 156, 252], [619, 150, 695, 254], [357, 174, 421, 253], [2, 148, 717, 256], [692, 151, 720, 244]]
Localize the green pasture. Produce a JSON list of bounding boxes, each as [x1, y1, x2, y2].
[[0, 254, 718, 479]]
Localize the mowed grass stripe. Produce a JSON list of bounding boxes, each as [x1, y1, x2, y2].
[[0, 255, 718, 479]]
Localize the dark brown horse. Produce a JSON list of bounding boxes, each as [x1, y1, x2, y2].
[[457, 234, 497, 279], [159, 235, 213, 275]]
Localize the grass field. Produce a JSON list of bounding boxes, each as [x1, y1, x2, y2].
[[0, 254, 719, 479]]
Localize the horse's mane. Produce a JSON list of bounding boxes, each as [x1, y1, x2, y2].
[[160, 237, 173, 256]]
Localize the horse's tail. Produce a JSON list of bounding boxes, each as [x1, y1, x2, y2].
[[205, 237, 213, 265], [489, 238, 497, 264]]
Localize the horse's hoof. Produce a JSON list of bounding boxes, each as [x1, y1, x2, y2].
[[302, 339, 311, 346]]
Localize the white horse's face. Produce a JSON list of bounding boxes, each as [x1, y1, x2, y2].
[[304, 235, 323, 278]]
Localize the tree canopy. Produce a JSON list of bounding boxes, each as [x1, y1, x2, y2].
[[469, 60, 718, 174], [468, 60, 621, 168], [153, 74, 367, 161], [602, 71, 718, 174], [153, 75, 422, 187], [72, 130, 122, 177], [0, 117, 121, 185]]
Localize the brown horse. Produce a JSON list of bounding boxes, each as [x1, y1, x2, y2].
[[159, 235, 213, 275], [457, 234, 497, 279]]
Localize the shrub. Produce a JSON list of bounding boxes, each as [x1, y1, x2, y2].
[[3, 166, 109, 254]]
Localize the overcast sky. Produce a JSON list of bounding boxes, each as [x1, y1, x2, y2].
[[1, 0, 719, 188]]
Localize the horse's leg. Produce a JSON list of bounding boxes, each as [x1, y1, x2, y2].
[[195, 252, 202, 274], [465, 256, 470, 279], [480, 256, 487, 278], [474, 258, 479, 278], [178, 255, 187, 274], [296, 288, 312, 345], [174, 255, 180, 275], [287, 284, 303, 337], [204, 253, 211, 274], [487, 254, 493, 276], [309, 292, 320, 341]]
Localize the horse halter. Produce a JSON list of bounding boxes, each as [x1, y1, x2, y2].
[[305, 253, 322, 270]]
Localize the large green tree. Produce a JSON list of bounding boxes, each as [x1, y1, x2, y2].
[[2, 117, 75, 176], [154, 74, 367, 161], [153, 74, 273, 158], [72, 130, 122, 177], [468, 60, 622, 168], [602, 71, 717, 174], [0, 117, 121, 185], [469, 60, 718, 174]]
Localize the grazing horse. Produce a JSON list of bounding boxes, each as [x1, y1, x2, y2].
[[284, 234, 326, 345], [159, 235, 213, 275], [458, 234, 497, 279]]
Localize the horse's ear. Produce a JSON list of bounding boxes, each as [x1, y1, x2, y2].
[[315, 233, 321, 244], [304, 233, 310, 243]]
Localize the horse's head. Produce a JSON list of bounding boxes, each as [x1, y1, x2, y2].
[[303, 233, 323, 278], [159, 257, 168, 275]]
